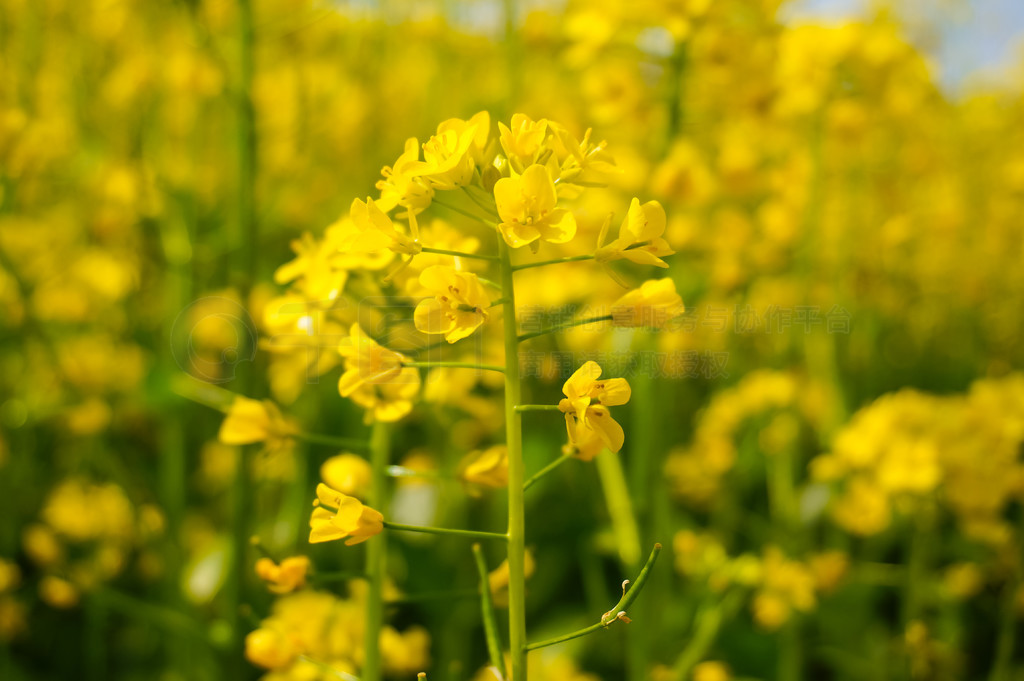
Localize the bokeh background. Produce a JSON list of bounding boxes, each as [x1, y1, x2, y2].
[[2, 0, 1024, 680]]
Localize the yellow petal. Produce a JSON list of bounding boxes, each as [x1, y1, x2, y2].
[[563, 361, 602, 399], [585, 406, 625, 453]]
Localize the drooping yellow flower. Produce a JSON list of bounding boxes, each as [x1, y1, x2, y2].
[[218, 397, 298, 447], [348, 197, 421, 256], [558, 361, 631, 452], [376, 137, 434, 215], [414, 266, 492, 343], [459, 445, 509, 489], [595, 198, 673, 268], [494, 164, 577, 249], [337, 324, 409, 397], [611, 278, 685, 328], [320, 453, 373, 498], [255, 556, 311, 594], [309, 484, 384, 545]]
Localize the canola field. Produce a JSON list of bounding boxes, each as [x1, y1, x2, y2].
[[1, 1, 1024, 680]]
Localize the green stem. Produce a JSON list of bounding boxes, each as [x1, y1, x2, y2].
[[518, 315, 614, 342], [473, 544, 509, 680], [295, 431, 369, 451], [989, 578, 1018, 681], [525, 543, 663, 651], [514, 404, 562, 412], [311, 570, 367, 584], [511, 254, 595, 272], [403, 361, 505, 373], [461, 186, 501, 219], [500, 239, 529, 681], [385, 465, 441, 479], [671, 591, 743, 680], [596, 449, 642, 569], [421, 246, 499, 261], [432, 196, 499, 226], [363, 421, 389, 681], [523, 454, 575, 491], [382, 521, 507, 542]]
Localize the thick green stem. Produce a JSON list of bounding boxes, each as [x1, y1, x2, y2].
[[363, 421, 389, 681], [526, 543, 662, 651], [596, 450, 642, 569], [500, 239, 528, 680], [473, 544, 509, 680], [382, 521, 507, 542]]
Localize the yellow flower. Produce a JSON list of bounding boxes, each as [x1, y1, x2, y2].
[[218, 397, 297, 447], [381, 625, 432, 675], [244, 627, 298, 669], [320, 453, 373, 498], [611, 278, 685, 328], [376, 137, 434, 215], [348, 371, 421, 423], [459, 445, 509, 488], [595, 198, 673, 268], [337, 324, 409, 397], [39, 576, 79, 609], [493, 164, 577, 249], [562, 428, 605, 462], [694, 661, 732, 681], [419, 112, 489, 190], [254, 556, 311, 594], [558, 361, 631, 452], [414, 266, 492, 343], [0, 560, 20, 593], [349, 197, 422, 256], [309, 483, 384, 545], [498, 113, 548, 172]]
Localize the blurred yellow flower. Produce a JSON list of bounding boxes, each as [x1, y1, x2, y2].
[[309, 484, 384, 545], [559, 361, 631, 452], [494, 164, 577, 249], [218, 397, 297, 448], [320, 453, 373, 498], [380, 625, 432, 675], [244, 627, 298, 669], [338, 324, 409, 397], [39, 576, 79, 609], [414, 265, 492, 343], [611, 278, 685, 328], [255, 556, 311, 594], [459, 445, 509, 489]]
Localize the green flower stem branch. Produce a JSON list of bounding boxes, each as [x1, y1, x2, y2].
[[473, 544, 509, 680], [671, 590, 744, 680], [514, 404, 562, 412], [382, 521, 507, 542], [362, 421, 390, 681], [525, 543, 663, 651], [523, 454, 575, 491], [517, 315, 614, 342], [510, 254, 596, 271], [403, 361, 505, 373], [431, 196, 500, 227], [420, 246, 499, 261], [499, 238, 529, 681]]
